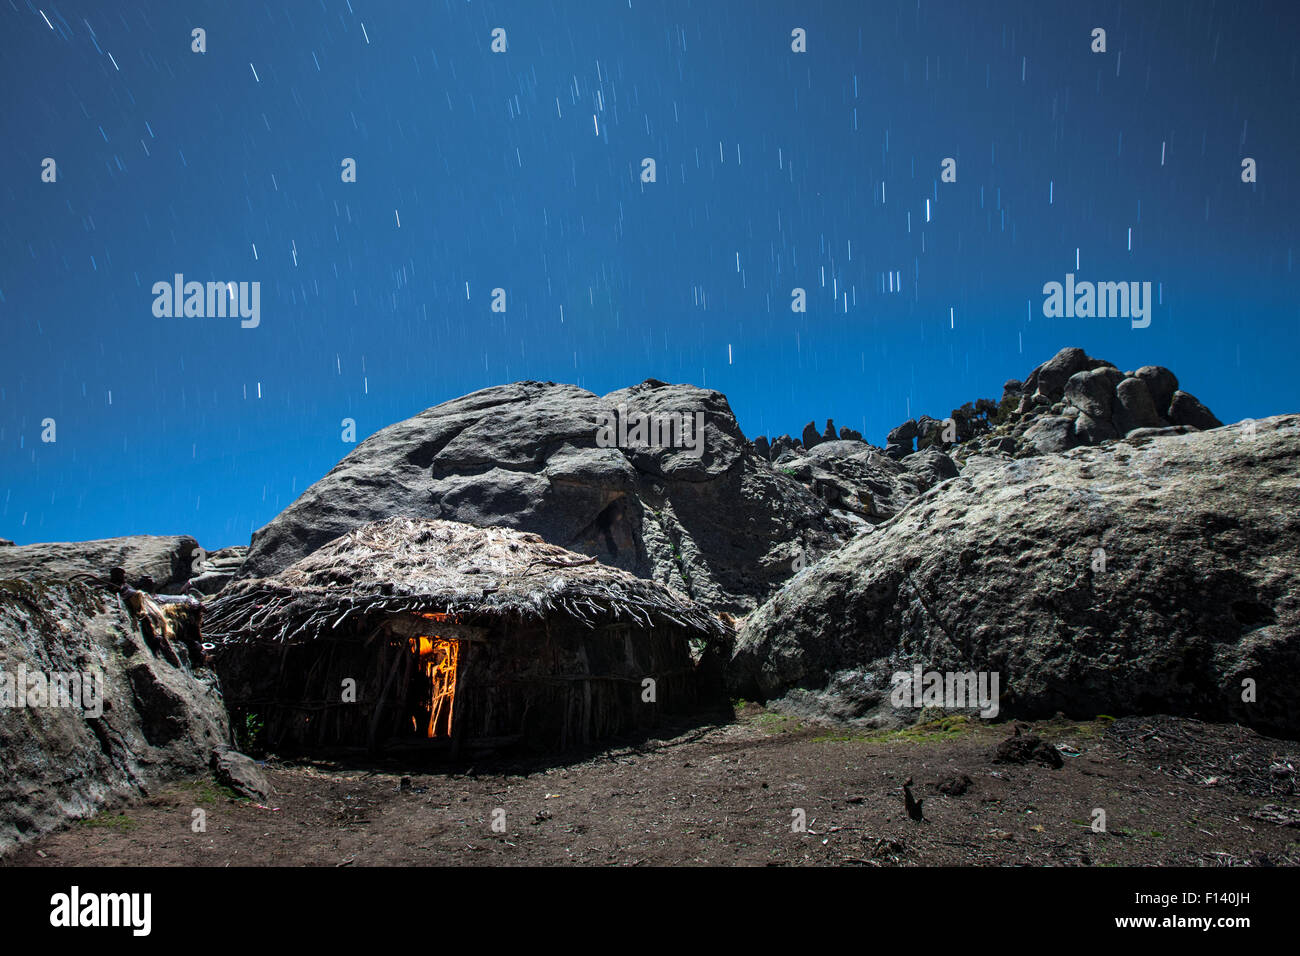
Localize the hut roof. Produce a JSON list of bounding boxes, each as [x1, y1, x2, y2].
[[204, 516, 727, 646]]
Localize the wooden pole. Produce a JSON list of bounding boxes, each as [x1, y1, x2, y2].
[[366, 633, 407, 751]]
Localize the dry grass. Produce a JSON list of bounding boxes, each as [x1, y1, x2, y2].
[[204, 516, 729, 648]]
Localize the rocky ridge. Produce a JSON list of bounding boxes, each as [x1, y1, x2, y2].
[[0, 535, 203, 593]]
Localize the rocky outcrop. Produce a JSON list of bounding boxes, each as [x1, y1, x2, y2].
[[0, 579, 229, 852], [752, 424, 863, 456], [730, 415, 1300, 738], [873, 348, 1223, 462], [237, 381, 855, 614], [886, 406, 1002, 460], [770, 435, 799, 462], [0, 535, 203, 593], [885, 419, 919, 459], [955, 348, 1222, 460]]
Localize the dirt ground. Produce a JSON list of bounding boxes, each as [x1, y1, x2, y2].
[[5, 709, 1299, 866]]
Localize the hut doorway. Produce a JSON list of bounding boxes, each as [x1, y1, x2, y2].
[[400, 611, 465, 739], [408, 634, 459, 738], [387, 610, 486, 745]]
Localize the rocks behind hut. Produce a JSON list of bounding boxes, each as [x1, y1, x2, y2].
[[730, 414, 1300, 738]]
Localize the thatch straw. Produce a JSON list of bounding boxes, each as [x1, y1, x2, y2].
[[205, 516, 727, 647]]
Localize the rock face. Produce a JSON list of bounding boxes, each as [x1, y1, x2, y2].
[[0, 535, 202, 593], [0, 579, 229, 852], [238, 381, 855, 614], [187, 546, 248, 596], [730, 415, 1300, 738], [774, 441, 958, 524]]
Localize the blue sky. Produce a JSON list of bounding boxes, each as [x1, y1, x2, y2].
[[2, 0, 1297, 548]]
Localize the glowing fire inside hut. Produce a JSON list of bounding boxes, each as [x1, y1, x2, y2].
[[408, 612, 459, 738]]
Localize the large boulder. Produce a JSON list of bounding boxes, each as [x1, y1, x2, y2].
[[1063, 367, 1125, 421], [238, 381, 854, 614], [1168, 390, 1224, 431], [1024, 347, 1114, 405], [1112, 377, 1165, 435], [914, 415, 945, 451], [1022, 416, 1080, 455], [1073, 411, 1120, 444], [1134, 366, 1179, 414], [887, 420, 919, 446], [0, 579, 229, 852], [730, 415, 1300, 738], [0, 535, 202, 593], [901, 446, 961, 486]]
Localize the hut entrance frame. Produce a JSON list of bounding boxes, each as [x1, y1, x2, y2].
[[386, 612, 489, 742], [409, 633, 458, 738]]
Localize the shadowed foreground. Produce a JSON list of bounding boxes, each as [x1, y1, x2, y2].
[[5, 711, 1298, 867]]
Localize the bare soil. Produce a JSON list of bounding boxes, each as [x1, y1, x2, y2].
[[6, 710, 1299, 866]]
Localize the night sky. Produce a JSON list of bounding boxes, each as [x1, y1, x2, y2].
[[2, 0, 1297, 549]]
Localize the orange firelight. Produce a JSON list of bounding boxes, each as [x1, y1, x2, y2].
[[408, 634, 458, 738]]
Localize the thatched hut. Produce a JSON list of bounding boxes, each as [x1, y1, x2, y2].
[[205, 517, 728, 755]]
